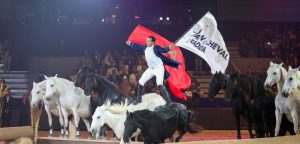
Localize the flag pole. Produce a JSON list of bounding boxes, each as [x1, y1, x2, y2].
[[174, 10, 211, 44]]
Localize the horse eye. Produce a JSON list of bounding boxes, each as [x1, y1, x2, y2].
[[97, 116, 100, 119], [37, 91, 40, 94], [50, 84, 54, 87], [289, 77, 293, 81], [273, 72, 276, 75]]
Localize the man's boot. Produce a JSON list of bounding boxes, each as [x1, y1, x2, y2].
[[133, 84, 143, 105], [158, 85, 172, 105]]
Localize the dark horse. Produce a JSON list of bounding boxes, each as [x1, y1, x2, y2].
[[74, 66, 133, 104], [208, 71, 255, 139], [74, 66, 133, 139], [123, 106, 197, 143], [224, 72, 294, 138]]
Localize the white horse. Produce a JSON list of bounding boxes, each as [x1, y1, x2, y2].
[[264, 62, 286, 92], [90, 93, 166, 144], [31, 80, 67, 137], [44, 75, 92, 138], [281, 66, 300, 135], [264, 62, 293, 136]]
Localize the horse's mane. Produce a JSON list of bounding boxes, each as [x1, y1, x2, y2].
[[95, 75, 120, 91], [94, 74, 132, 104], [279, 66, 287, 81], [236, 74, 265, 99], [102, 100, 129, 114], [236, 74, 254, 98], [56, 77, 76, 86]]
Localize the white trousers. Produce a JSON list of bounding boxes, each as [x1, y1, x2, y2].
[[138, 66, 164, 86]]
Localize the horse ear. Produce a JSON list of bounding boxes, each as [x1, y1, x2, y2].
[[44, 75, 48, 80], [33, 82, 36, 86], [126, 111, 130, 116], [54, 74, 58, 78], [270, 61, 274, 65], [279, 63, 283, 67], [130, 112, 134, 118], [288, 66, 292, 71]]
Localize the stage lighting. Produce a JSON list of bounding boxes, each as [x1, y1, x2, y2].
[[159, 17, 163, 21], [166, 17, 170, 21]]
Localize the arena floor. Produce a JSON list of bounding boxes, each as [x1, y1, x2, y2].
[[37, 130, 276, 141]]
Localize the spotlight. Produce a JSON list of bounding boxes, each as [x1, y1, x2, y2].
[[159, 17, 163, 21], [101, 19, 105, 22], [166, 17, 170, 21], [188, 9, 191, 12]]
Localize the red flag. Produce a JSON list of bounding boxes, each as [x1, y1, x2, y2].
[[128, 25, 191, 100]]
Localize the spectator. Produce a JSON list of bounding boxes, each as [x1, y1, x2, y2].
[[1, 88, 13, 127], [19, 93, 30, 126]]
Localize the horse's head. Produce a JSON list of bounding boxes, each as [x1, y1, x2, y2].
[[90, 106, 106, 134], [264, 62, 285, 88], [123, 111, 139, 143], [282, 66, 300, 98], [74, 65, 93, 87], [84, 73, 97, 96], [44, 74, 59, 101], [208, 71, 227, 100], [90, 100, 128, 134], [224, 71, 239, 100], [31, 81, 45, 108]]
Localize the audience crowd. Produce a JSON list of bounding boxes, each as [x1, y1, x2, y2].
[[240, 27, 300, 68]]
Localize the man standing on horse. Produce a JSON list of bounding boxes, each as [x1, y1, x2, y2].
[[126, 36, 181, 105]]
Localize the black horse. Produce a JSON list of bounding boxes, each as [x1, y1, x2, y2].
[[75, 66, 133, 104], [224, 72, 295, 138], [208, 71, 255, 139], [123, 106, 197, 143], [75, 66, 133, 139]]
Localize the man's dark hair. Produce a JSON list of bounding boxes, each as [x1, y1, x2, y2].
[[148, 36, 156, 43]]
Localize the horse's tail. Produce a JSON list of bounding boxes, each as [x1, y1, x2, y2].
[[186, 111, 198, 134], [177, 110, 199, 134]]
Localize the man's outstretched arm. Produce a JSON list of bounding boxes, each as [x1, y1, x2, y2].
[[126, 41, 146, 52], [157, 44, 175, 53]]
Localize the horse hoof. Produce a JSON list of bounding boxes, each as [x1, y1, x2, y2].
[[48, 134, 53, 138], [64, 135, 69, 139], [111, 137, 117, 141], [100, 136, 107, 140], [237, 136, 241, 139], [59, 134, 64, 138], [75, 135, 80, 139], [88, 135, 93, 140]]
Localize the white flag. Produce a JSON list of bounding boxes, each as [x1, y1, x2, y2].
[[176, 12, 229, 74]]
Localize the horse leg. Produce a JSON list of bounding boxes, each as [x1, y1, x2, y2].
[[82, 118, 92, 139], [44, 105, 53, 137], [71, 107, 80, 138], [57, 105, 65, 137], [175, 130, 186, 142], [275, 109, 283, 136], [245, 110, 255, 138], [262, 109, 272, 137], [61, 107, 69, 138], [291, 110, 299, 134], [99, 126, 107, 140], [231, 103, 242, 139]]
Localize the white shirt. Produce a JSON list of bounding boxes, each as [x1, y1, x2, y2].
[[144, 45, 163, 69]]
